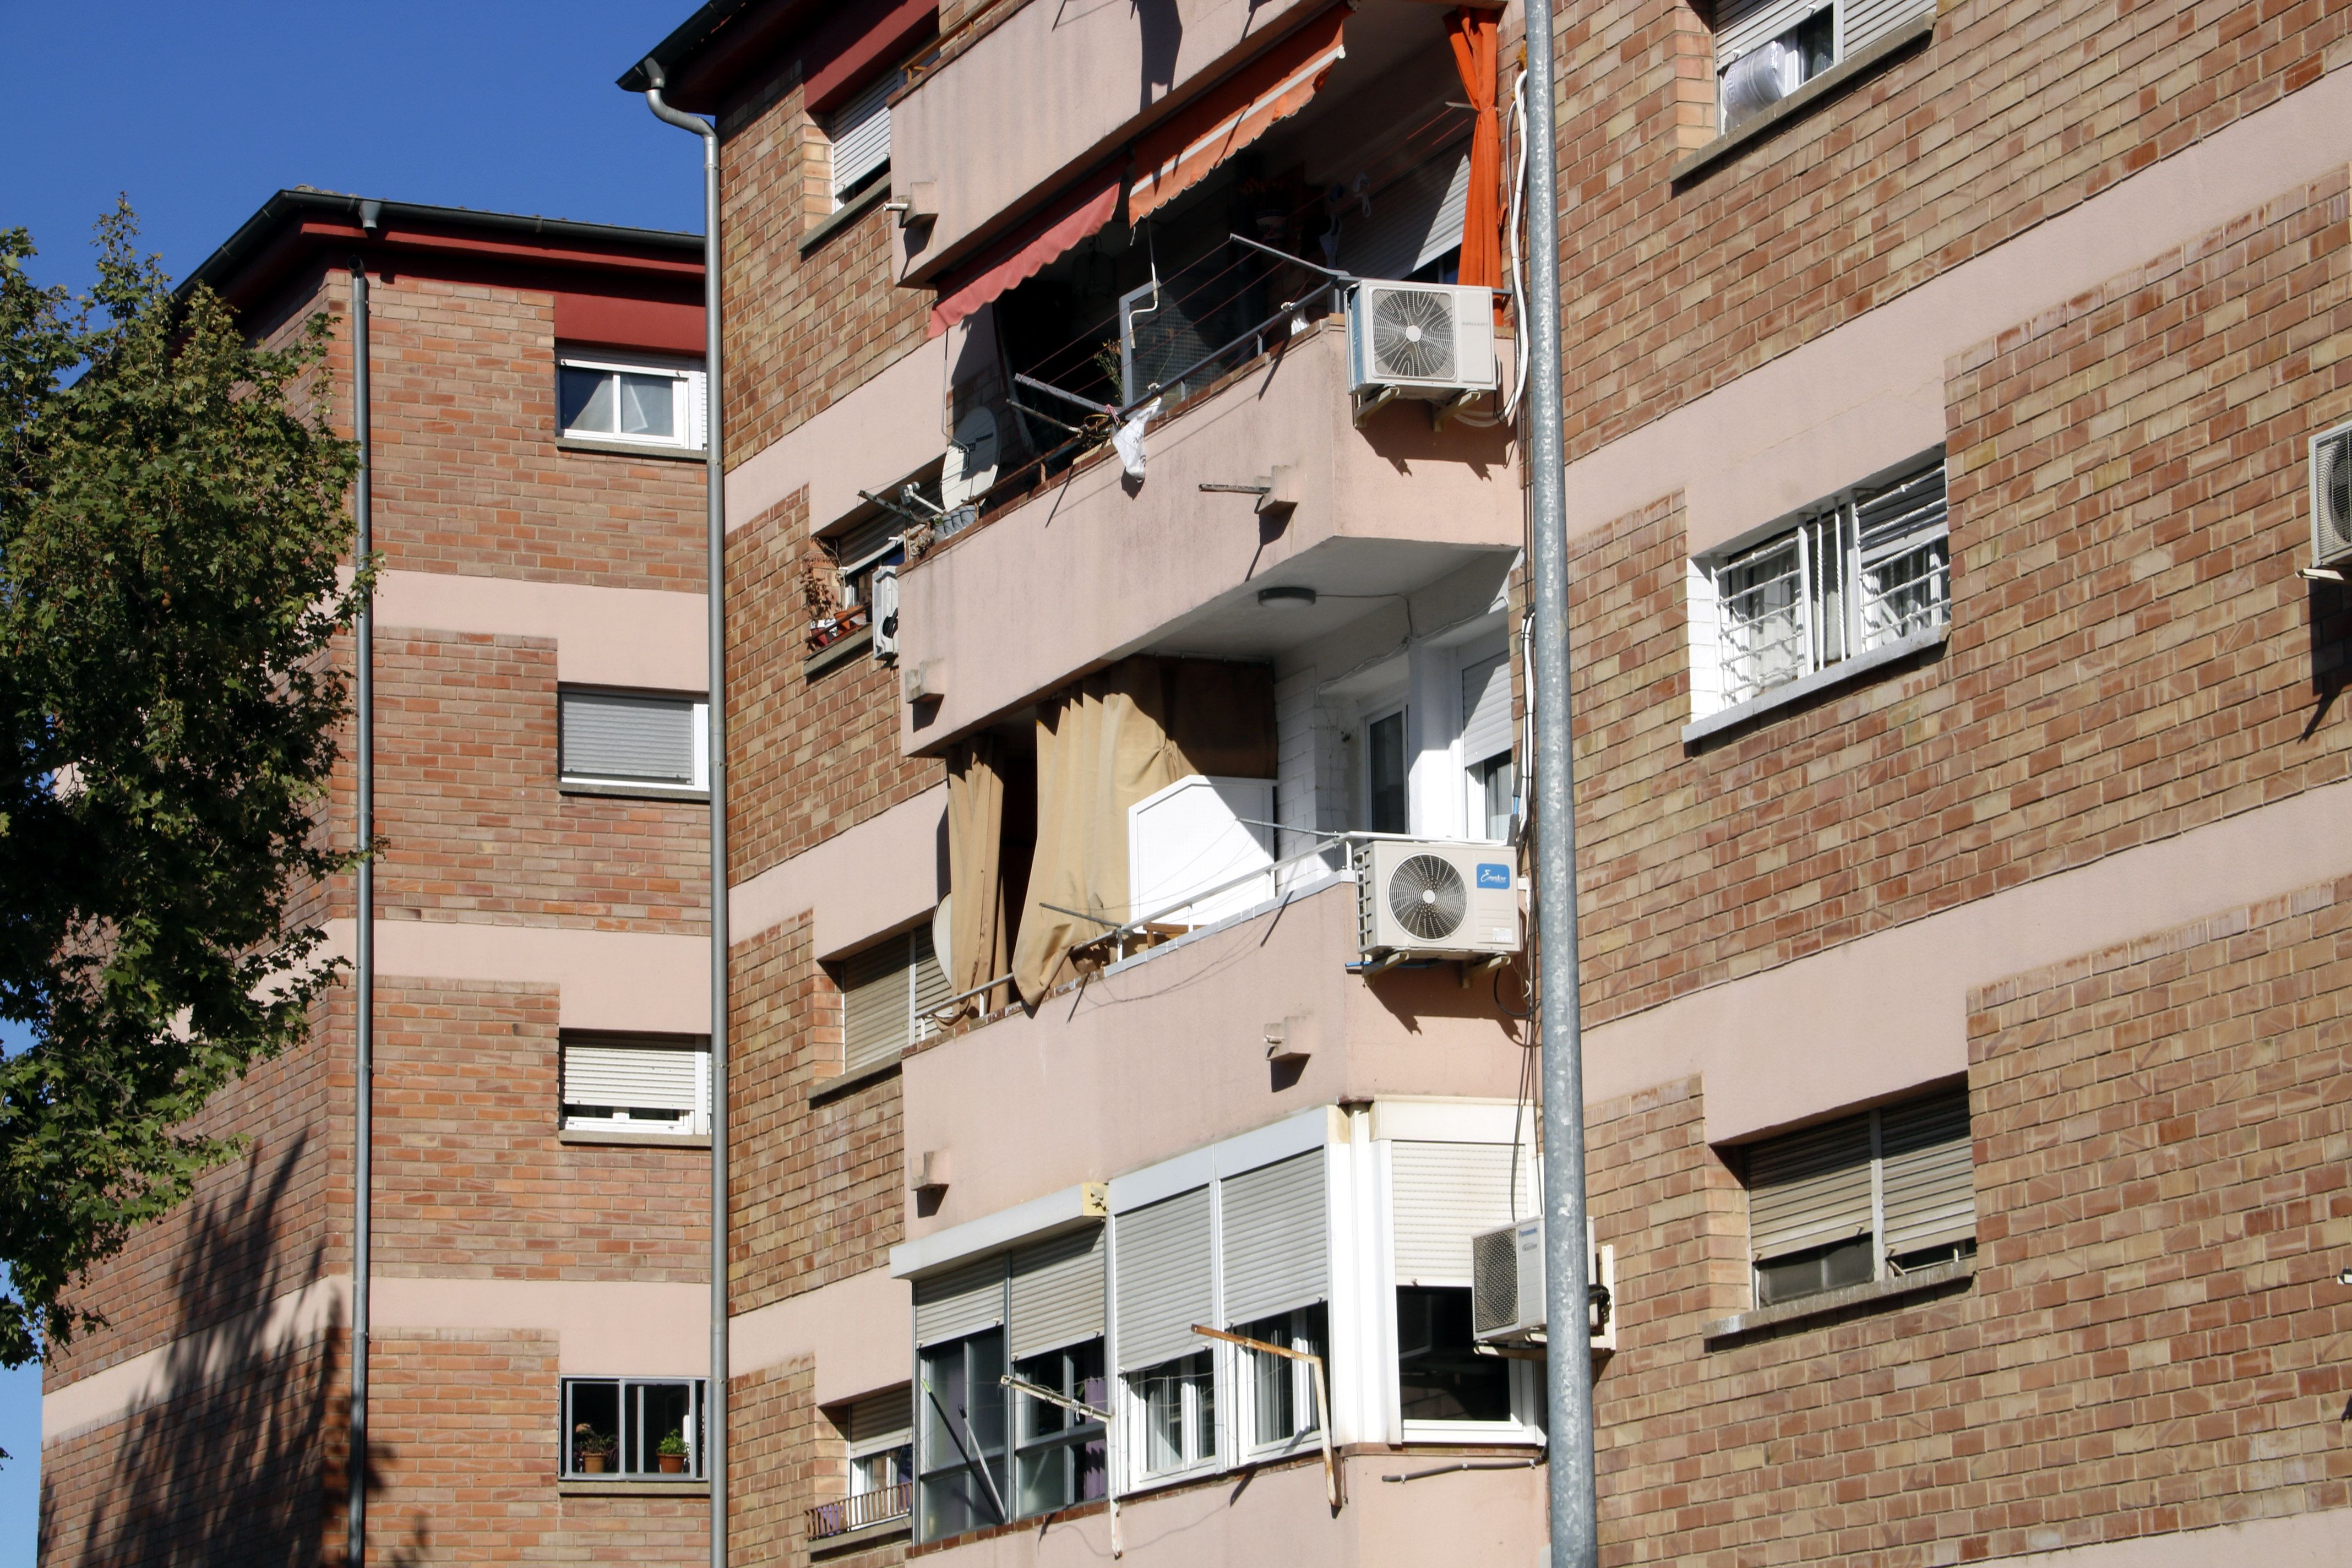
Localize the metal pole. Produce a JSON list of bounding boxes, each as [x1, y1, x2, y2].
[[643, 63, 727, 1568], [1519, 1, 1600, 1564], [345, 252, 374, 1568]]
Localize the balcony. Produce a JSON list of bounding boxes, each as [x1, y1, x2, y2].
[[899, 875, 1528, 1234], [894, 319, 1519, 751], [807, 1481, 912, 1543]]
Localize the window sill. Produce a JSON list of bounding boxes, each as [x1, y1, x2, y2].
[[1671, 13, 1935, 186], [558, 1129, 712, 1150], [1681, 623, 1948, 748], [559, 780, 711, 803], [1702, 1254, 1975, 1343], [560, 1477, 710, 1497], [805, 624, 876, 678], [800, 181, 894, 257], [809, 1056, 901, 1105], [555, 435, 708, 463], [813, 1517, 912, 1556]]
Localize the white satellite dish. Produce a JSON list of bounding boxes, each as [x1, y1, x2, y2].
[[941, 407, 999, 511]]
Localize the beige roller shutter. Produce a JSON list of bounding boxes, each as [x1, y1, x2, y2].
[[1113, 1188, 1212, 1371], [1746, 1113, 1874, 1264], [1716, 0, 1827, 63], [1219, 1151, 1328, 1325], [1390, 1141, 1532, 1288], [1010, 1227, 1106, 1359], [914, 1256, 1006, 1347], [841, 1387, 911, 1445], [910, 925, 951, 1043], [1879, 1087, 1974, 1256], [1839, 0, 1932, 58], [842, 934, 914, 1074], [1460, 651, 1512, 769]]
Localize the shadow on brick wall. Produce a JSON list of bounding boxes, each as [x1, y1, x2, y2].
[[2304, 574, 2350, 739], [38, 1133, 418, 1566]]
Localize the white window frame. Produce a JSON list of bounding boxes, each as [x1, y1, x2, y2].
[[558, 688, 711, 797], [1358, 699, 1411, 836], [1686, 450, 1951, 730], [1230, 1302, 1327, 1462], [825, 68, 905, 209], [559, 1035, 711, 1137], [1118, 1347, 1221, 1488], [557, 351, 707, 451], [1450, 635, 1514, 844]]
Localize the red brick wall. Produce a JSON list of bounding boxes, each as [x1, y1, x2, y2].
[[1565, 172, 2352, 1028], [372, 978, 710, 1280], [374, 629, 711, 932], [1585, 872, 2352, 1564], [1553, 0, 2352, 462]]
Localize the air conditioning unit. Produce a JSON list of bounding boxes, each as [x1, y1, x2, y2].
[[2311, 420, 2352, 569], [1471, 1216, 1615, 1353], [1346, 281, 1496, 402], [1352, 839, 1521, 961]]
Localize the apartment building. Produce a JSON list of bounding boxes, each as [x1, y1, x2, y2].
[[637, 0, 2352, 1560], [37, 193, 719, 1564]]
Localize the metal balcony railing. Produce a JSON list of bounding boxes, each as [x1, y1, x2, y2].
[[806, 1481, 912, 1541]]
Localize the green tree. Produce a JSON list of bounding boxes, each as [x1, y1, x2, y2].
[[0, 205, 362, 1371]]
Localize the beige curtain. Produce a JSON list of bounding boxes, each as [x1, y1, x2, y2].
[[1010, 657, 1276, 1005], [945, 734, 1010, 1019]]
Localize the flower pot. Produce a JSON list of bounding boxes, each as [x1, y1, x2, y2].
[[580, 1453, 608, 1474], [658, 1453, 687, 1474]]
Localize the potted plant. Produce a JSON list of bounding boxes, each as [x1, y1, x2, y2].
[[657, 1430, 689, 1474], [573, 1423, 615, 1474]]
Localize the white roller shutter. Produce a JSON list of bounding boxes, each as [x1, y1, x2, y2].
[[1717, 0, 1827, 63], [910, 925, 950, 1037], [1113, 1187, 1213, 1371], [829, 70, 903, 202], [1747, 1114, 1874, 1263], [1879, 1088, 1974, 1256], [1839, 0, 1931, 57], [841, 1387, 911, 1445], [914, 1256, 1006, 1347], [562, 1037, 705, 1115], [1010, 1227, 1106, 1359], [845, 928, 952, 1076], [1337, 138, 1471, 282], [1459, 651, 1512, 768], [1390, 1141, 1532, 1287], [1219, 1151, 1328, 1326], [560, 690, 696, 785]]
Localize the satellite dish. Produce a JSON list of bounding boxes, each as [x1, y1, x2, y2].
[[931, 897, 954, 982], [941, 408, 999, 510]]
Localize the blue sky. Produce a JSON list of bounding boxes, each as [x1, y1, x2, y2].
[[0, 4, 712, 1560]]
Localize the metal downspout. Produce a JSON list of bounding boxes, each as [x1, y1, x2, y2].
[[1520, 1, 1602, 1564], [642, 63, 728, 1568], [345, 211, 377, 1566]]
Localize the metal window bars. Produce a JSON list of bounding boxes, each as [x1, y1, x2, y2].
[[1714, 456, 1950, 707], [805, 1480, 913, 1540]]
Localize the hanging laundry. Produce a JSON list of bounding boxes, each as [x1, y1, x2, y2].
[[1114, 396, 1162, 480]]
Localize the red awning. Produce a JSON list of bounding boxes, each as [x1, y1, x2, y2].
[[1129, 7, 1350, 226], [928, 171, 1123, 337]]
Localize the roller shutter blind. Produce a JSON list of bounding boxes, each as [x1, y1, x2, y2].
[[1839, 0, 1931, 57], [1337, 139, 1471, 282], [842, 927, 950, 1075], [1716, 0, 1828, 64], [1879, 1088, 1974, 1256], [914, 1256, 1006, 1347], [1746, 1113, 1874, 1263], [1219, 1151, 1328, 1325], [1390, 1141, 1533, 1287], [1460, 651, 1512, 767], [560, 690, 696, 785], [1414, 149, 1472, 274], [829, 70, 903, 202], [842, 1388, 912, 1445], [562, 1037, 707, 1120], [1010, 1227, 1106, 1359], [1113, 1187, 1212, 1371]]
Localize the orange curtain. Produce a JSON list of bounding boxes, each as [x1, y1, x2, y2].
[[1129, 6, 1350, 225], [1447, 7, 1502, 297]]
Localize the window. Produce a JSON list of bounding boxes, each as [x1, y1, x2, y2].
[[557, 355, 705, 450], [1743, 1084, 1974, 1309], [1712, 0, 1933, 135], [1134, 1352, 1217, 1478], [1458, 649, 1513, 840], [812, 1389, 913, 1540], [917, 1330, 1008, 1538], [1691, 453, 1950, 720], [1364, 706, 1409, 834], [1389, 1137, 1538, 1435], [559, 688, 709, 796], [1010, 1341, 1107, 1515], [1396, 1287, 1511, 1421], [826, 69, 903, 208], [563, 1377, 705, 1478], [560, 1034, 710, 1136], [840, 925, 950, 1077], [825, 509, 907, 647], [1235, 1303, 1326, 1451]]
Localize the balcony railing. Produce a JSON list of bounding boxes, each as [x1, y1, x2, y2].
[[806, 1482, 912, 1541]]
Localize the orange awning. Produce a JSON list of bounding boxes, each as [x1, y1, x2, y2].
[[929, 171, 1123, 337], [1129, 7, 1349, 226]]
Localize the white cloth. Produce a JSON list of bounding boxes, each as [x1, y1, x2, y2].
[[1114, 398, 1162, 480]]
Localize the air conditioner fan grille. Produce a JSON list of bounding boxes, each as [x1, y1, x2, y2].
[[1387, 853, 1469, 941], [1370, 287, 1458, 382], [1472, 1227, 1521, 1335], [2320, 431, 2352, 555]]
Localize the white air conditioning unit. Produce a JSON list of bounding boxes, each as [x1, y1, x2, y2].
[[2311, 420, 2352, 569], [1352, 839, 1521, 961], [1347, 281, 1496, 401], [1471, 1216, 1615, 1353]]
